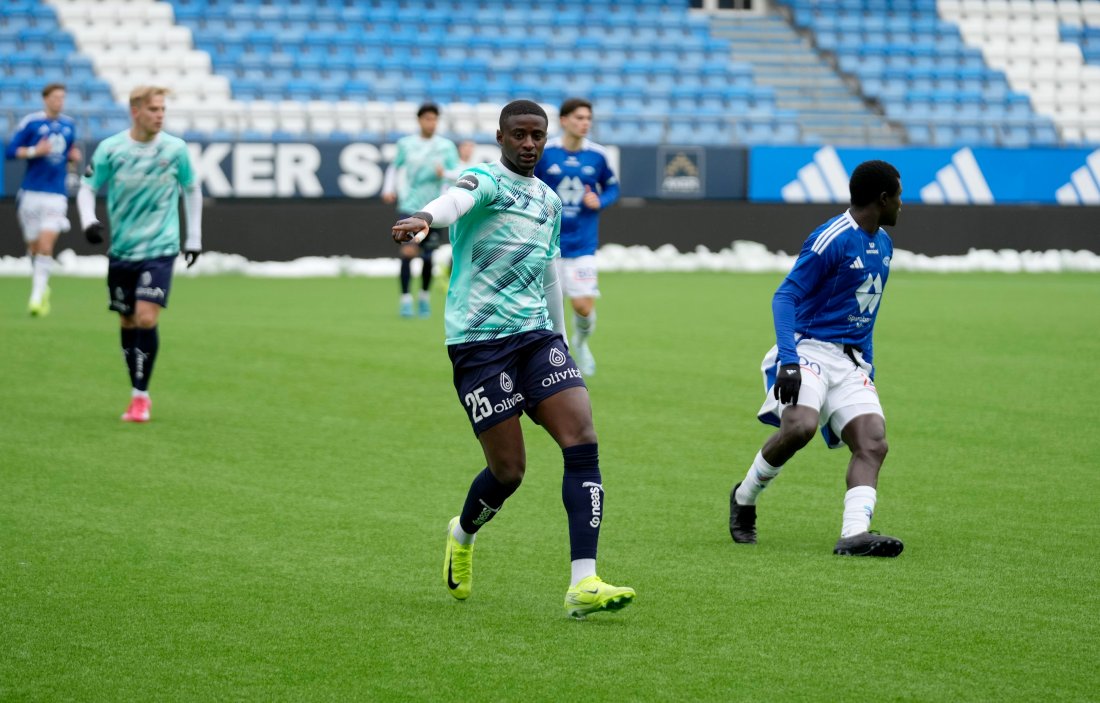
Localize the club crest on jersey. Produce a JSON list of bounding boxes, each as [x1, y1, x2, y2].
[[549, 347, 567, 367], [456, 175, 479, 191], [500, 372, 513, 393]]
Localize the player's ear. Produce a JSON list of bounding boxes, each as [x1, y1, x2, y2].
[[495, 129, 503, 147]]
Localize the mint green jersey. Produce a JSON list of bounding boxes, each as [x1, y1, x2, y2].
[[82, 131, 195, 261], [445, 161, 563, 345], [393, 134, 459, 213]]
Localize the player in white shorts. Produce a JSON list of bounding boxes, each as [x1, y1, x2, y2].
[[534, 98, 620, 376], [729, 160, 906, 557], [4, 83, 81, 316], [755, 338, 882, 450], [558, 255, 599, 300]]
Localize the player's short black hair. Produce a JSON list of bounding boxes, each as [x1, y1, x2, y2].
[[417, 103, 440, 118], [849, 160, 901, 207], [559, 97, 592, 117], [498, 100, 548, 131]]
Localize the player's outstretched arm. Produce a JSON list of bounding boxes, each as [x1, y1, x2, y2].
[[392, 215, 431, 244], [391, 188, 476, 243]]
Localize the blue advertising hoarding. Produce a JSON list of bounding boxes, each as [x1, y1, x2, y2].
[[2, 140, 750, 200], [749, 145, 1100, 205], [5, 139, 1098, 205]]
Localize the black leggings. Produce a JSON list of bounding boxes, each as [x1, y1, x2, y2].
[[400, 248, 433, 294]]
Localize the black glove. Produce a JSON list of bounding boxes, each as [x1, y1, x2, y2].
[[184, 249, 201, 268], [84, 222, 105, 244], [773, 363, 802, 405]]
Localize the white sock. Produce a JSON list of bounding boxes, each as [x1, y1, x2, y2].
[[400, 293, 412, 304], [570, 558, 596, 587], [418, 290, 430, 303], [841, 486, 877, 538], [452, 521, 475, 546], [573, 310, 596, 342], [30, 254, 52, 303], [131, 389, 150, 399], [734, 451, 782, 505]]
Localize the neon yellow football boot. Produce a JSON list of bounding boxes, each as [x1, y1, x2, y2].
[[28, 286, 50, 317], [443, 516, 474, 600], [564, 575, 635, 619]]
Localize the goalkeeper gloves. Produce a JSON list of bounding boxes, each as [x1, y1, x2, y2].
[[184, 250, 201, 268], [84, 222, 105, 244], [773, 363, 801, 405]]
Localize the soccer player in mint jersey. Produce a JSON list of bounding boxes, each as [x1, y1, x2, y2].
[[392, 100, 635, 619], [77, 86, 202, 424], [534, 98, 619, 376], [5, 83, 82, 316], [382, 103, 459, 318], [729, 160, 905, 558]]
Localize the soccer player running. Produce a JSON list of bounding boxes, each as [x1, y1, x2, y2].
[[391, 100, 635, 619], [4, 83, 82, 316], [382, 103, 459, 318], [77, 86, 202, 423], [729, 161, 905, 557], [534, 98, 619, 377]]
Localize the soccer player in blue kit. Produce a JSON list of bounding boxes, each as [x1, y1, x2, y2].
[[392, 100, 635, 619], [534, 98, 619, 376], [4, 83, 81, 316], [729, 161, 905, 557]]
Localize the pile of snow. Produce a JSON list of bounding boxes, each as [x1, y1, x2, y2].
[[1, 241, 1098, 277]]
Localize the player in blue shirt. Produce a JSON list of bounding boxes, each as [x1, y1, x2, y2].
[[534, 98, 619, 376], [4, 83, 81, 316], [729, 161, 905, 558]]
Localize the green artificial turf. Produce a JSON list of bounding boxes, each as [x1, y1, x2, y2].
[[2, 272, 1097, 701]]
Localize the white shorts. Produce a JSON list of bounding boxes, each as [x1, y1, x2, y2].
[[757, 338, 883, 448], [557, 255, 600, 299], [17, 190, 70, 243]]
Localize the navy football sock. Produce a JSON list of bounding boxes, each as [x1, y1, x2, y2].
[[562, 443, 602, 561], [399, 257, 412, 295], [132, 326, 159, 392], [421, 251, 433, 292], [121, 328, 138, 387], [458, 467, 520, 535]]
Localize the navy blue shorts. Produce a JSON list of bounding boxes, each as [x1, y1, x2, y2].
[[448, 329, 587, 436], [107, 255, 175, 315]]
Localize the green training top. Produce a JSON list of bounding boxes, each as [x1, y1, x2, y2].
[[82, 131, 195, 262], [445, 161, 563, 345], [392, 134, 459, 213]]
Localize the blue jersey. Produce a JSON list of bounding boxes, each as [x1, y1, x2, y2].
[[534, 137, 619, 258], [4, 111, 77, 196], [773, 210, 893, 367]]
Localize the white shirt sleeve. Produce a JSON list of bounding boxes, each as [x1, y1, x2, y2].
[[382, 163, 397, 197], [542, 259, 567, 344], [76, 182, 98, 230], [182, 181, 203, 250], [419, 188, 476, 228]]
